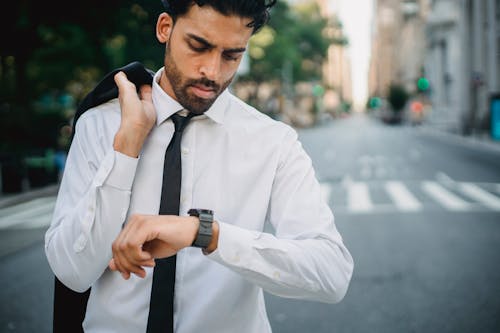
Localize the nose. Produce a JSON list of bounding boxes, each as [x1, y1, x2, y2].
[[199, 52, 221, 82]]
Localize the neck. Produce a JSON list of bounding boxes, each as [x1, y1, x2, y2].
[[159, 70, 178, 102]]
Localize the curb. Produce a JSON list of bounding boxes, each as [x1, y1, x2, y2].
[[417, 126, 500, 154], [0, 184, 59, 209]]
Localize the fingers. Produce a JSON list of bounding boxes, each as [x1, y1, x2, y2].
[[114, 72, 152, 102], [110, 249, 150, 279], [110, 214, 189, 280], [109, 257, 132, 280], [112, 72, 156, 135], [139, 84, 153, 102], [111, 214, 156, 279], [114, 71, 137, 118], [114, 71, 137, 98], [111, 242, 153, 279], [111, 242, 142, 279]]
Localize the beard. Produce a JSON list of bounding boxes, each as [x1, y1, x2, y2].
[[164, 43, 234, 114]]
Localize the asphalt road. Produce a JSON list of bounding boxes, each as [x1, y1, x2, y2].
[[1, 113, 499, 332]]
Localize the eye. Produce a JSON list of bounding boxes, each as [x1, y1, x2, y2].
[[223, 53, 240, 62], [189, 42, 208, 52]]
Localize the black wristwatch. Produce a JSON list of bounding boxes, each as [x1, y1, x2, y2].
[[188, 209, 214, 248]]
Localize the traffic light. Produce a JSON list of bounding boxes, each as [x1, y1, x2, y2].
[[417, 77, 430, 92], [369, 97, 382, 109]]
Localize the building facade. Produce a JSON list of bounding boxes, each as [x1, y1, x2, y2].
[[368, 0, 430, 98], [317, 0, 353, 114], [425, 0, 500, 134]]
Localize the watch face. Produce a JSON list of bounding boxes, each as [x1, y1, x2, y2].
[[188, 208, 213, 216]]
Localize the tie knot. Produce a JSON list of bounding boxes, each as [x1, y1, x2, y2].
[[170, 112, 194, 132]]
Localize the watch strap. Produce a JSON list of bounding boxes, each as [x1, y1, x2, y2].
[[188, 209, 214, 248]]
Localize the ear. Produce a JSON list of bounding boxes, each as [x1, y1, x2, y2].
[[156, 12, 174, 44]]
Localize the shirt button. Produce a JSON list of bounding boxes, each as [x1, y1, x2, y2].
[[273, 271, 281, 279], [233, 254, 240, 263], [181, 147, 190, 155], [73, 234, 87, 252]]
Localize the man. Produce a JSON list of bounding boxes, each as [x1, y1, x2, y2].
[[45, 1, 354, 332]]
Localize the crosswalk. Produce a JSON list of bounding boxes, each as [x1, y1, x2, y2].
[[0, 179, 499, 229], [321, 179, 500, 215], [384, 181, 422, 212]]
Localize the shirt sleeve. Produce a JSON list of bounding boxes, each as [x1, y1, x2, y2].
[[44, 111, 138, 292], [207, 128, 354, 304]]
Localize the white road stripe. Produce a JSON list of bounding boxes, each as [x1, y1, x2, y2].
[[385, 181, 422, 212], [320, 183, 331, 204], [458, 183, 500, 210], [13, 211, 54, 229], [0, 197, 56, 229], [421, 181, 470, 211], [347, 182, 373, 212], [496, 184, 500, 195]]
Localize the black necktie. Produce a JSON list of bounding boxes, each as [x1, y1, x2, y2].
[[147, 112, 194, 333]]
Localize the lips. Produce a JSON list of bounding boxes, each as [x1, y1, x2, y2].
[[190, 84, 216, 99]]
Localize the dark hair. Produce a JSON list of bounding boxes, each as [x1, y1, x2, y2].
[[161, 0, 277, 34]]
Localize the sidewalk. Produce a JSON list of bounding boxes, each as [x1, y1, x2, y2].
[[0, 183, 59, 210], [417, 123, 500, 154]]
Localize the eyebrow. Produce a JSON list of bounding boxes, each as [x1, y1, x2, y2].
[[186, 33, 246, 53]]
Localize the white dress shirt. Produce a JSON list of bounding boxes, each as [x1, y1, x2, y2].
[[45, 67, 353, 333]]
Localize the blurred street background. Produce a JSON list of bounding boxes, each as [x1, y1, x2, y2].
[[1, 0, 500, 332]]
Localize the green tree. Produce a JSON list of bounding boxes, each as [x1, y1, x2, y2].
[[239, 0, 347, 109], [387, 83, 410, 112], [244, 1, 332, 83], [0, 1, 164, 153], [1, 1, 168, 192]]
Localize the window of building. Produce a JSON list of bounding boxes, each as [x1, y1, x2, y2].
[[497, 36, 500, 89]]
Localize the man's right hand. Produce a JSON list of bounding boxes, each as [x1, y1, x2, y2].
[[108, 214, 200, 280], [113, 71, 156, 157]]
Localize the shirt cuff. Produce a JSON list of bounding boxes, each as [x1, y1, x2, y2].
[[105, 151, 139, 190], [206, 222, 262, 268]]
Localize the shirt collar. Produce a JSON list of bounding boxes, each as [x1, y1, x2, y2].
[[152, 67, 228, 126]]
